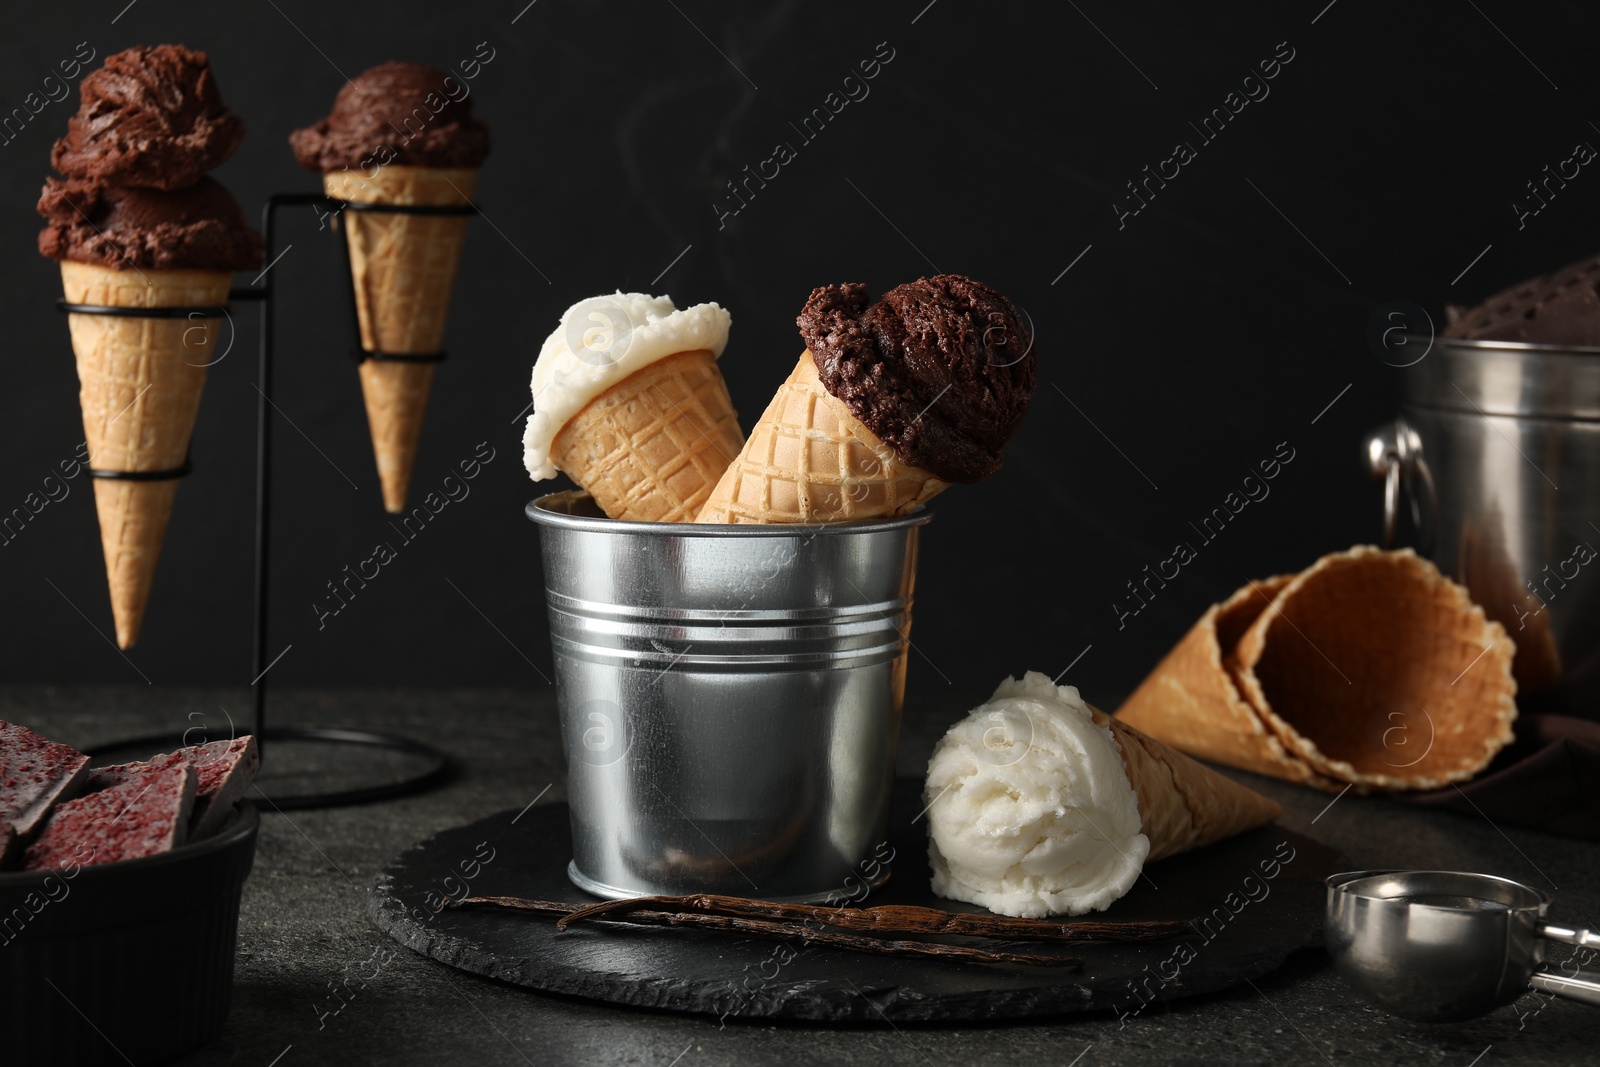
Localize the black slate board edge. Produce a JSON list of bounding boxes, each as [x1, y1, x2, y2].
[[368, 785, 1348, 1025]]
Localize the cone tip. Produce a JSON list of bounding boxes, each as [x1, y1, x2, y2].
[[378, 467, 411, 513]]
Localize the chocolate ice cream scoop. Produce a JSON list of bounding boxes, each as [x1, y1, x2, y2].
[[50, 44, 243, 190], [797, 275, 1036, 483], [38, 176, 263, 271], [289, 60, 490, 172], [1443, 252, 1600, 347]]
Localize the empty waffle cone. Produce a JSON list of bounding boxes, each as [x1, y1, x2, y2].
[[325, 165, 476, 513], [550, 349, 744, 522], [1232, 546, 1517, 790], [1097, 708, 1282, 861], [1118, 547, 1517, 792], [695, 351, 948, 524], [61, 260, 233, 649], [1115, 574, 1341, 789]]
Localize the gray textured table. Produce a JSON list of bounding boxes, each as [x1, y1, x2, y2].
[[14, 684, 1598, 1066]]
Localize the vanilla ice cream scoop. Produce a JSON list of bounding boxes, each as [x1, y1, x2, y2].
[[925, 672, 1282, 918], [521, 292, 743, 523], [522, 292, 731, 481]]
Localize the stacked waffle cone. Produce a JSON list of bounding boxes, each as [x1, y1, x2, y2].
[[1116, 546, 1518, 792], [325, 166, 476, 513]]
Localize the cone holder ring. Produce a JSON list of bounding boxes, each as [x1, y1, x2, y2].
[[53, 300, 227, 480], [332, 197, 477, 367], [56, 301, 229, 318], [68, 191, 457, 808], [86, 459, 192, 482]]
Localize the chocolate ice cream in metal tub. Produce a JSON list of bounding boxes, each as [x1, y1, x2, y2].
[[1367, 254, 1600, 716], [525, 276, 1035, 902]]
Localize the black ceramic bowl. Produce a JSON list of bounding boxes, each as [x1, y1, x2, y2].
[[0, 803, 259, 1065]]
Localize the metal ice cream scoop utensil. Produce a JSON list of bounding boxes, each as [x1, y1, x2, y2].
[[1325, 870, 1600, 1022]]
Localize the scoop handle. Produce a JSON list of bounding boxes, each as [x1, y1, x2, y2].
[[1536, 920, 1600, 950], [1529, 968, 1600, 1007]]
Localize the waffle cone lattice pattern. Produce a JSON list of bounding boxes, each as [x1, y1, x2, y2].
[[62, 261, 232, 648], [551, 350, 743, 522], [696, 352, 948, 524]]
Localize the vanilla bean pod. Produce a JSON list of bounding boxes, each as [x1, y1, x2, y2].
[[451, 896, 1082, 968], [559, 893, 1193, 943]]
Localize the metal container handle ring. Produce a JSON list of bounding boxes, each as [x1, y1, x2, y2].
[[1365, 419, 1437, 556]]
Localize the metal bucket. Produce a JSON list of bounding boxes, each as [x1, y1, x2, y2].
[[526, 491, 928, 902], [1366, 338, 1600, 714]]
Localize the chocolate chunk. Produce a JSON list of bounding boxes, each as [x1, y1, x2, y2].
[[88, 735, 259, 844], [0, 720, 89, 839], [85, 735, 258, 840], [24, 762, 196, 870]]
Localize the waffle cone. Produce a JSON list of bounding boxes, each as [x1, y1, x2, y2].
[[1094, 706, 1282, 861], [1115, 575, 1339, 788], [1231, 546, 1517, 790], [695, 352, 948, 524], [1118, 547, 1517, 792], [61, 261, 233, 648], [325, 166, 476, 513], [550, 350, 744, 522]]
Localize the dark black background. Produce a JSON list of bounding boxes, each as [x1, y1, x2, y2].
[[2, 0, 1595, 713]]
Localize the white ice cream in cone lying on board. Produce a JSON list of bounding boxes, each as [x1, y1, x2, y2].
[[36, 46, 263, 648], [522, 293, 744, 522], [697, 275, 1036, 524], [925, 673, 1281, 918], [291, 62, 491, 514], [1116, 546, 1518, 792]]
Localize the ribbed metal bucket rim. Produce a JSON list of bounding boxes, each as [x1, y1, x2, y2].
[[526, 492, 932, 536]]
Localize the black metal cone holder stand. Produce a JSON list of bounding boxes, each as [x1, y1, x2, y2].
[[69, 191, 480, 808]]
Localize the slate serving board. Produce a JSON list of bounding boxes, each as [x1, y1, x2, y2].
[[369, 780, 1345, 1022]]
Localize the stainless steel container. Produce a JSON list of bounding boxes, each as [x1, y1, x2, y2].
[[1366, 338, 1600, 714], [527, 491, 928, 902]]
